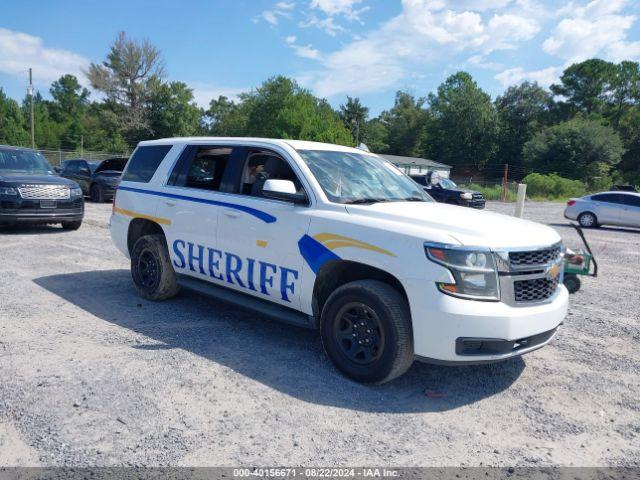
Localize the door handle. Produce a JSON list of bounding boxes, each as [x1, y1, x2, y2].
[[165, 200, 176, 207], [224, 210, 240, 219]]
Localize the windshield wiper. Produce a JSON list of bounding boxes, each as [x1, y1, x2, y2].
[[344, 197, 390, 205], [404, 196, 427, 202]]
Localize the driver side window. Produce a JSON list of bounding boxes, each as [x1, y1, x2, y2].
[[240, 150, 303, 198]]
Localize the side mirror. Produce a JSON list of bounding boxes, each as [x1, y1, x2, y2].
[[54, 166, 62, 174], [262, 179, 307, 204], [79, 167, 91, 175]]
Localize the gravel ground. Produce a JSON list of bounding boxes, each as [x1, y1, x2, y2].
[[0, 201, 638, 467]]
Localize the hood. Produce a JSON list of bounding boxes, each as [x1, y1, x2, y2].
[[0, 172, 78, 187], [346, 201, 561, 249]]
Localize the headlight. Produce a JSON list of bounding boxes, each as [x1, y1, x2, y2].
[[460, 192, 473, 200], [70, 187, 83, 197], [425, 244, 500, 301], [0, 187, 17, 196]]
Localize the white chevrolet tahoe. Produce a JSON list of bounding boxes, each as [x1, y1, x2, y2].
[[109, 138, 568, 384]]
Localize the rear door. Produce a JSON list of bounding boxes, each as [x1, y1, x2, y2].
[[155, 144, 240, 282], [76, 160, 93, 194], [620, 194, 640, 228]]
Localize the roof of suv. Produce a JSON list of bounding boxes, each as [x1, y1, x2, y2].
[[137, 137, 372, 155]]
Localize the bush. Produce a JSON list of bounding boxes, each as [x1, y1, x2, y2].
[[466, 183, 517, 201], [522, 173, 587, 199]]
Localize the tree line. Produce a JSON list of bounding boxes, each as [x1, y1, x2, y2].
[[0, 32, 638, 188]]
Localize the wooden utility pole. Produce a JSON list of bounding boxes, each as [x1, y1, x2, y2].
[[502, 164, 509, 202], [29, 68, 35, 149]]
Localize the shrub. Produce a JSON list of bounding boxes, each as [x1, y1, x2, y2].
[[522, 173, 587, 199]]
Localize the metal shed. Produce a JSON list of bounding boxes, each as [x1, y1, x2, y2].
[[378, 154, 452, 178]]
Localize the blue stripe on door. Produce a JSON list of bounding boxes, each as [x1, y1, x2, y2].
[[117, 186, 277, 224]]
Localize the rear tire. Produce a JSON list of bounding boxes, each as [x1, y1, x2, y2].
[[131, 234, 180, 301], [320, 280, 414, 384], [61, 220, 82, 231], [578, 212, 598, 228], [90, 184, 104, 203]]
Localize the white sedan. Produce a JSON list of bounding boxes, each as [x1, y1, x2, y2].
[[564, 191, 640, 228]]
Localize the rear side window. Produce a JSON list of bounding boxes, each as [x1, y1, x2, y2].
[[185, 147, 232, 191], [624, 195, 640, 207], [122, 145, 172, 183], [592, 193, 625, 204]]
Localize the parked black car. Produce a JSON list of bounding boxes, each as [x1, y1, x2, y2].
[[58, 157, 127, 202], [0, 145, 84, 229], [411, 171, 485, 209]]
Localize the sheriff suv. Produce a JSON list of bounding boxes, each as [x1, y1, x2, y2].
[[110, 138, 568, 384]]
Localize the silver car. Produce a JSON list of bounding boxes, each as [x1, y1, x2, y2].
[[564, 191, 640, 228]]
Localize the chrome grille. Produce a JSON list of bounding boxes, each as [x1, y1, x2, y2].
[[514, 277, 559, 302], [509, 246, 561, 266], [18, 185, 70, 200]]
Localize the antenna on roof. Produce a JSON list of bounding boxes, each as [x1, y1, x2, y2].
[[357, 143, 370, 152]]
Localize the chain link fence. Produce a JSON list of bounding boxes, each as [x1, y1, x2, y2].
[[37, 149, 130, 167]]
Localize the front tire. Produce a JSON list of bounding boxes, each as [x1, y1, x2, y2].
[[61, 220, 82, 230], [563, 274, 581, 293], [320, 280, 414, 384], [131, 234, 180, 301], [578, 212, 598, 228], [90, 184, 104, 203]]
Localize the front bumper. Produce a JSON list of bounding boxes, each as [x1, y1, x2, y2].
[[0, 198, 84, 224], [405, 278, 568, 363], [464, 199, 486, 209]]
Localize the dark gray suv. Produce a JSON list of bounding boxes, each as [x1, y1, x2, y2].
[[0, 146, 84, 229]]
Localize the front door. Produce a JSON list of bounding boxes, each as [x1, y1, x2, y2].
[[621, 194, 640, 228], [215, 147, 311, 309]]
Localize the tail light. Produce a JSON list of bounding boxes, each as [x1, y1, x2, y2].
[[567, 200, 576, 206]]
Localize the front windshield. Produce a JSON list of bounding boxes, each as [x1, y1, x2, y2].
[[0, 149, 54, 175], [439, 177, 457, 189], [298, 150, 432, 204]]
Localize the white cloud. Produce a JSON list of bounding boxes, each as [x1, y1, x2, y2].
[[0, 28, 89, 86], [310, 0, 369, 21], [494, 66, 563, 87], [467, 55, 504, 70], [190, 83, 247, 108], [285, 36, 321, 59], [543, 0, 640, 63], [302, 0, 543, 97], [299, 15, 347, 36], [254, 2, 295, 26]]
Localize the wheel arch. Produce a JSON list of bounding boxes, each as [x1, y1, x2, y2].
[[578, 210, 598, 225], [127, 218, 166, 255], [312, 260, 409, 321]]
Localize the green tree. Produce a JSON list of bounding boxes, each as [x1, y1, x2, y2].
[[523, 117, 625, 187], [608, 61, 640, 127], [49, 74, 89, 121], [86, 31, 165, 141], [360, 119, 389, 153], [495, 81, 554, 167], [238, 76, 352, 145], [551, 59, 616, 115], [0, 88, 29, 146], [148, 81, 201, 138], [426, 72, 499, 169], [378, 91, 427, 157], [617, 105, 640, 185], [204, 96, 247, 136], [339, 96, 369, 145]]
